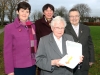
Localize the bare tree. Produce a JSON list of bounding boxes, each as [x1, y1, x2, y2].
[[72, 4, 91, 22], [0, 0, 8, 26], [0, 0, 28, 25], [31, 10, 42, 22], [55, 6, 68, 21], [6, 0, 28, 23]]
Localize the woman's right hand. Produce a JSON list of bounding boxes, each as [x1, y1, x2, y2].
[[8, 72, 14, 75], [51, 59, 64, 67]]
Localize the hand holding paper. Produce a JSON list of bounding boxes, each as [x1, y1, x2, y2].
[[59, 55, 81, 69], [59, 40, 83, 69]]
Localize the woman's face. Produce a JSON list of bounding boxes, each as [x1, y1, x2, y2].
[[16, 8, 30, 22], [43, 7, 54, 19]]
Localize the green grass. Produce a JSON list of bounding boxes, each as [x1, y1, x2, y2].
[[0, 32, 5, 75], [0, 26, 100, 75], [89, 26, 100, 75], [0, 25, 4, 29]]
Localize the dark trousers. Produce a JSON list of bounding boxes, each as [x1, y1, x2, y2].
[[73, 69, 88, 75], [73, 65, 88, 75], [14, 65, 36, 75]]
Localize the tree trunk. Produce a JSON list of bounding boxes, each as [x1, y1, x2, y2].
[[1, 11, 5, 26]]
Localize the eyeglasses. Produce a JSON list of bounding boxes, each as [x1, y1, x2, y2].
[[54, 27, 65, 30], [69, 15, 80, 18]]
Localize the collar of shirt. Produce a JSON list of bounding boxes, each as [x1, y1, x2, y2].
[[45, 17, 48, 22], [72, 24, 79, 36], [53, 34, 63, 54], [72, 24, 79, 30], [44, 17, 53, 22], [53, 34, 62, 43]]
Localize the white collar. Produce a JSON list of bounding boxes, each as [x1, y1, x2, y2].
[[53, 34, 62, 42], [72, 24, 79, 29]]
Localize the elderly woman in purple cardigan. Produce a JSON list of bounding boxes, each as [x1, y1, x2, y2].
[[3, 2, 37, 75]]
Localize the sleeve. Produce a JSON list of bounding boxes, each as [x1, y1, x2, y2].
[[36, 38, 52, 72], [88, 28, 95, 62], [3, 25, 14, 74]]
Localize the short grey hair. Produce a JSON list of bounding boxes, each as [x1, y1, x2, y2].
[[50, 16, 67, 27]]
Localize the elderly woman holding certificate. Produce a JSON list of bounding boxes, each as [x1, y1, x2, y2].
[[36, 16, 83, 75]]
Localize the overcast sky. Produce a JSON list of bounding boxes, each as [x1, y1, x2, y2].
[[29, 0, 100, 17]]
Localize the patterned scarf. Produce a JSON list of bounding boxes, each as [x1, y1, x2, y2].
[[26, 21, 37, 54]]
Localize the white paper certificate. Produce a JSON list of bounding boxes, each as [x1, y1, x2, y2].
[[66, 40, 82, 56], [59, 40, 82, 69]]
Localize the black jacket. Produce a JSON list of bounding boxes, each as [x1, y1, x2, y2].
[[65, 23, 95, 70]]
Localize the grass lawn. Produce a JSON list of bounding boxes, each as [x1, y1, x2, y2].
[[0, 32, 5, 75], [89, 26, 100, 75], [0, 25, 4, 29], [0, 26, 100, 75]]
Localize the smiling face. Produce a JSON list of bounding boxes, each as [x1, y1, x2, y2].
[[51, 21, 65, 39], [43, 7, 54, 20], [16, 8, 30, 22], [69, 11, 80, 26]]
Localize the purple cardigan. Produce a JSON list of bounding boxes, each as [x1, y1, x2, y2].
[[3, 18, 37, 74]]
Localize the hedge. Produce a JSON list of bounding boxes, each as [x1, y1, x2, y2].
[[84, 22, 100, 26]]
